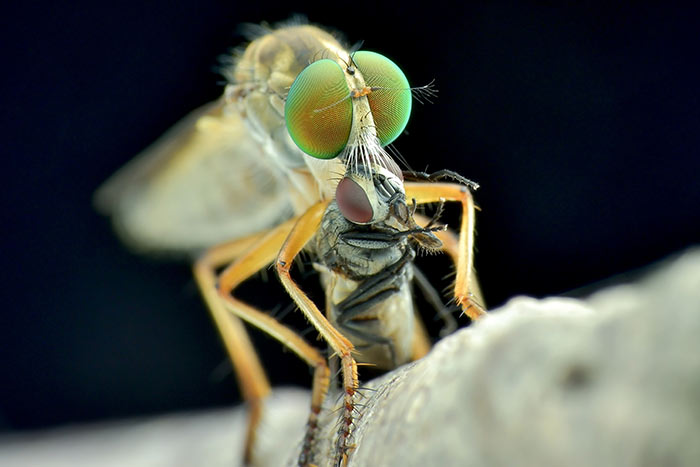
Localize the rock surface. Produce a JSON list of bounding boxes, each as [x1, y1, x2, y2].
[[2, 248, 699, 467]]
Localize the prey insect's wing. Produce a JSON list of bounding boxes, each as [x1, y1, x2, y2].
[[94, 99, 294, 256]]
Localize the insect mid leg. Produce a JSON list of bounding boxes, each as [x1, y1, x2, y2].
[[275, 202, 359, 467], [219, 290, 331, 466], [211, 215, 332, 466], [406, 182, 487, 320]]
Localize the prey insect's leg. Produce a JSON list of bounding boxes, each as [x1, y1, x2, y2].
[[334, 249, 413, 313], [275, 201, 359, 466], [412, 264, 458, 336], [406, 182, 487, 320], [212, 215, 331, 466], [332, 248, 416, 367]]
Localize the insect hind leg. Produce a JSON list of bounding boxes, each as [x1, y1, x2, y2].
[[193, 239, 271, 464], [196, 216, 331, 466]]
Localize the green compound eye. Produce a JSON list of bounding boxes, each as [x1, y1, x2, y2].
[[285, 59, 352, 159], [352, 51, 412, 146]]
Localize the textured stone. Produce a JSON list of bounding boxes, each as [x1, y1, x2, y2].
[[2, 248, 699, 467], [292, 247, 700, 466]]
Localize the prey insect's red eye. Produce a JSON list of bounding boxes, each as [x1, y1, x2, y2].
[[336, 177, 373, 224]]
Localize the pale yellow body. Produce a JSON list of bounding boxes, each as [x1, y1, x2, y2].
[[96, 22, 485, 466]]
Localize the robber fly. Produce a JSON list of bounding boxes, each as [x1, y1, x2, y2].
[[96, 21, 485, 467]]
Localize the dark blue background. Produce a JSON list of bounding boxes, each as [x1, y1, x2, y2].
[[2, 3, 699, 431]]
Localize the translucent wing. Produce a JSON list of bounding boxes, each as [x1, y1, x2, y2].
[[96, 24, 355, 257], [94, 99, 294, 256]]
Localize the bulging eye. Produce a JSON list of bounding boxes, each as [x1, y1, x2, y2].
[[285, 59, 353, 159], [352, 51, 412, 147], [336, 177, 373, 224]]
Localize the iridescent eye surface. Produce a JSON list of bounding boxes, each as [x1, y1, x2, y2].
[[353, 51, 412, 146], [285, 59, 352, 159]]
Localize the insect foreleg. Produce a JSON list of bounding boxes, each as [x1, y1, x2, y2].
[[406, 182, 487, 320], [275, 201, 359, 466], [403, 169, 481, 191]]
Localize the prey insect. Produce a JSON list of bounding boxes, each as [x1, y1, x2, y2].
[[96, 21, 485, 466]]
